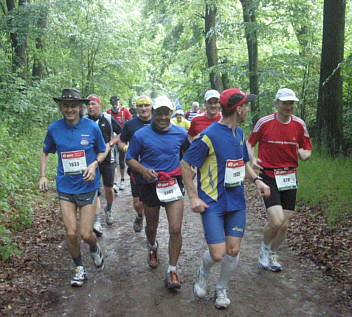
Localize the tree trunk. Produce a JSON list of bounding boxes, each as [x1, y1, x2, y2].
[[205, 2, 223, 92], [316, 0, 345, 156], [240, 0, 259, 127], [32, 6, 48, 79]]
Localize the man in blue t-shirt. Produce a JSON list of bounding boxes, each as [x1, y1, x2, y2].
[[181, 88, 270, 309], [118, 95, 153, 233], [126, 96, 189, 290], [38, 89, 107, 288]]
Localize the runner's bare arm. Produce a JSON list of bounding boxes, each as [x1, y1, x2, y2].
[[38, 150, 49, 191], [126, 159, 158, 182], [180, 160, 209, 213], [246, 141, 263, 170], [83, 152, 106, 182], [245, 162, 270, 198], [109, 133, 120, 148], [297, 147, 312, 161]]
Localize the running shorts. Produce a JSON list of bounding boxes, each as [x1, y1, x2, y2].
[[201, 208, 246, 244], [57, 190, 98, 207], [100, 163, 115, 188], [118, 149, 126, 169], [261, 172, 297, 211], [138, 176, 185, 207]]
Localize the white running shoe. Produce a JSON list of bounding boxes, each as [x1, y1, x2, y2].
[[105, 207, 113, 225], [90, 243, 104, 271], [93, 220, 103, 237], [258, 242, 270, 270], [70, 266, 86, 287], [193, 267, 208, 298], [113, 183, 119, 194], [269, 251, 282, 272], [215, 288, 230, 309], [119, 179, 125, 190]]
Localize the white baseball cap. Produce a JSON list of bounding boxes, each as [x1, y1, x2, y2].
[[152, 96, 174, 110], [275, 88, 299, 102], [204, 89, 220, 101]]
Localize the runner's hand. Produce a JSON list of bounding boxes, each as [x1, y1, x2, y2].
[[252, 157, 263, 170], [141, 168, 158, 182], [83, 163, 97, 182], [190, 197, 209, 213], [255, 180, 270, 198], [38, 177, 48, 191]]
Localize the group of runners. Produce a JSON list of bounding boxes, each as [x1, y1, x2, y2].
[[38, 86, 312, 309]]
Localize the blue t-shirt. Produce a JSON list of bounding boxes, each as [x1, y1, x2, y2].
[[126, 124, 188, 184], [43, 117, 106, 194], [183, 122, 249, 212], [120, 117, 152, 143]]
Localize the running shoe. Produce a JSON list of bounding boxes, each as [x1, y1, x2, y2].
[[258, 242, 270, 270], [70, 266, 86, 287], [133, 215, 143, 232], [93, 219, 103, 237], [147, 241, 158, 269], [90, 243, 104, 271], [215, 288, 230, 309], [164, 270, 181, 289], [193, 267, 208, 298], [113, 183, 119, 194], [119, 179, 125, 190], [268, 251, 282, 272], [105, 207, 113, 226]]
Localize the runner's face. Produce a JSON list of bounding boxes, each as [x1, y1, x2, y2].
[[87, 100, 101, 118], [113, 100, 120, 110], [60, 101, 81, 122], [153, 107, 172, 129], [238, 103, 249, 123], [137, 104, 152, 120], [176, 114, 182, 122], [205, 98, 220, 118], [276, 100, 296, 118]]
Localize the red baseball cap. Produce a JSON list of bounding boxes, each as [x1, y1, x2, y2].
[[219, 88, 256, 111]]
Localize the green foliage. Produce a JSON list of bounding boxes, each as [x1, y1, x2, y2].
[[297, 150, 352, 226]]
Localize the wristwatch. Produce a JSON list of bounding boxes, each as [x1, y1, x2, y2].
[[109, 141, 113, 147], [253, 176, 263, 183]]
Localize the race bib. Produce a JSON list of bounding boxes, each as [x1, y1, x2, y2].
[[61, 150, 87, 175], [224, 159, 245, 188], [274, 169, 297, 191], [156, 178, 183, 203]]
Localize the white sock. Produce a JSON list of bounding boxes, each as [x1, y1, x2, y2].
[[94, 214, 100, 223], [216, 253, 240, 290], [168, 265, 177, 273], [262, 241, 270, 250], [148, 242, 158, 250], [201, 249, 216, 275]]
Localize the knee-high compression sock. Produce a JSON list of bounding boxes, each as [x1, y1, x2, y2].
[[216, 253, 240, 289], [201, 249, 216, 275]]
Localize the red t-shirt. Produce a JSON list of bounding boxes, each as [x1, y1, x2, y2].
[[188, 112, 221, 137], [247, 113, 312, 178], [107, 107, 132, 128]]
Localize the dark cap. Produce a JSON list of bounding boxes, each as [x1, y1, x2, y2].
[[110, 96, 120, 105], [53, 88, 89, 104], [219, 88, 256, 111]]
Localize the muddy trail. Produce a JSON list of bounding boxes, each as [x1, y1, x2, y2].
[[40, 177, 347, 317]]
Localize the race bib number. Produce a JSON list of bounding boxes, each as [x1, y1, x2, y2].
[[61, 150, 87, 175], [224, 159, 245, 188], [156, 178, 183, 203], [274, 169, 297, 191]]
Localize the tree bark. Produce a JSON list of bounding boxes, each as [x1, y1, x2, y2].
[[316, 0, 345, 156], [240, 0, 259, 127], [205, 2, 223, 92]]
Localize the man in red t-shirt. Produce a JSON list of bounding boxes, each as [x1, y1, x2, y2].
[[107, 96, 133, 191], [188, 90, 221, 142], [247, 88, 312, 273]]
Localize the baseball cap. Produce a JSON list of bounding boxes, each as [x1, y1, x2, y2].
[[219, 88, 256, 111], [152, 96, 174, 110], [204, 89, 220, 101], [175, 109, 184, 115], [275, 88, 299, 101]]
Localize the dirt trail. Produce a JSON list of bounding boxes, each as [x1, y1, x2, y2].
[[43, 177, 345, 317]]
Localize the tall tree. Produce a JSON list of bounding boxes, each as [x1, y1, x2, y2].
[[316, 0, 345, 156], [205, 2, 223, 92], [240, 0, 259, 126]]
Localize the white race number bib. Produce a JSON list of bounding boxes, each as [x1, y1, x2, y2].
[[156, 178, 183, 203], [61, 150, 87, 175], [274, 169, 297, 191], [224, 159, 245, 188]]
